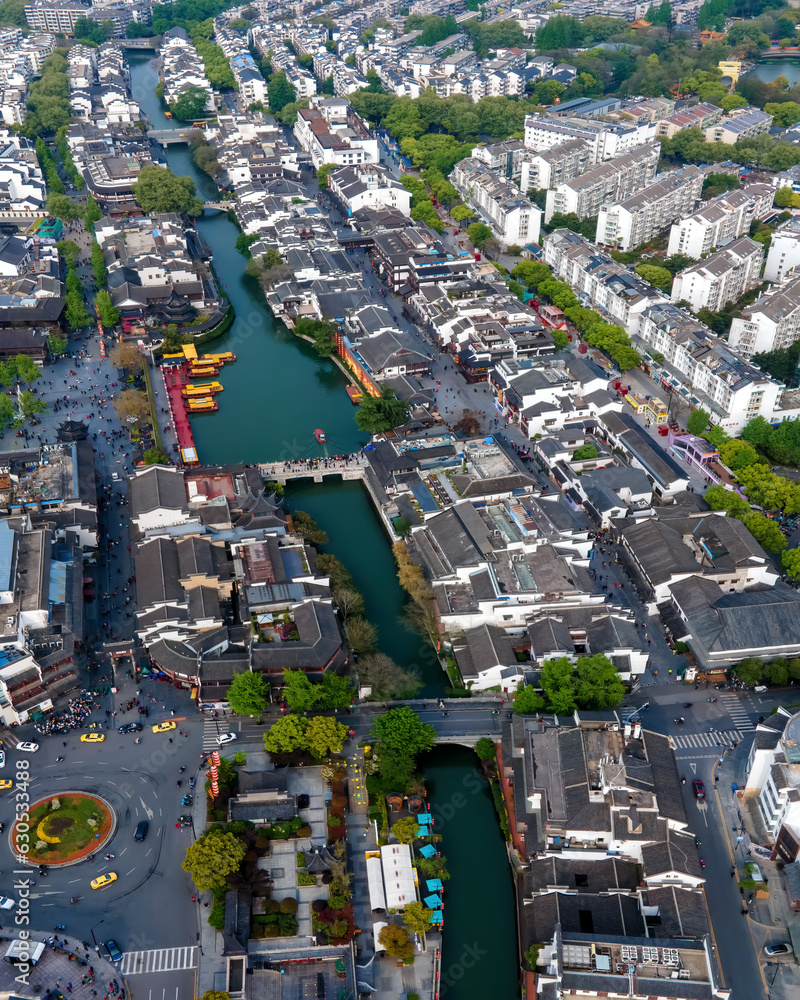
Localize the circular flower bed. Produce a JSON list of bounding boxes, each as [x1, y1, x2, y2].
[[13, 793, 113, 865]]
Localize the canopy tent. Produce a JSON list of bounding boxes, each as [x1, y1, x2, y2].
[[426, 879, 443, 892], [424, 894, 442, 909], [430, 912, 444, 925], [419, 844, 436, 858], [416, 813, 432, 825]]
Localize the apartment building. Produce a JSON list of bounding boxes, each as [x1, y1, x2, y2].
[[729, 276, 800, 357], [451, 157, 542, 247], [543, 230, 667, 336], [595, 165, 704, 252], [524, 113, 657, 163], [667, 185, 774, 259], [637, 303, 784, 433], [519, 138, 592, 194], [471, 139, 528, 181], [655, 101, 723, 139], [764, 216, 800, 282], [671, 238, 764, 313], [294, 96, 378, 170], [229, 53, 267, 106], [544, 143, 659, 223], [23, 0, 89, 33], [704, 106, 773, 143]]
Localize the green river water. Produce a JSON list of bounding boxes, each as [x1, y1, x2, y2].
[[127, 53, 519, 997]]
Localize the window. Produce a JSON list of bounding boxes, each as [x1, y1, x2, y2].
[[574, 873, 588, 887]]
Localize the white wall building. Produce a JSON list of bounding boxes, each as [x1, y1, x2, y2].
[[294, 97, 378, 170], [765, 216, 800, 283], [667, 184, 774, 259], [595, 165, 704, 252], [637, 303, 785, 434], [729, 276, 800, 357], [523, 114, 657, 164], [451, 157, 541, 247], [544, 143, 659, 223], [519, 139, 592, 195], [671, 237, 764, 313], [327, 162, 411, 217]]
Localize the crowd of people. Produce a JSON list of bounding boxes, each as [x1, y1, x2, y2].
[[33, 693, 101, 736]]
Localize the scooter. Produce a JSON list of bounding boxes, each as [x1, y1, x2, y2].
[[699, 859, 706, 868], [681, 776, 686, 784], [708, 697, 717, 703]]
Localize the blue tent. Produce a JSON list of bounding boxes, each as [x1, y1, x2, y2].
[[424, 894, 442, 909], [417, 813, 432, 825], [419, 844, 436, 858], [430, 912, 444, 924], [426, 879, 443, 892]]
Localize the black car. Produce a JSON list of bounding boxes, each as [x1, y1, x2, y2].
[[118, 722, 143, 734], [134, 820, 149, 841]]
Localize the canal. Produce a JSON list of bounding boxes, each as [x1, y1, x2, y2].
[[127, 53, 519, 996]]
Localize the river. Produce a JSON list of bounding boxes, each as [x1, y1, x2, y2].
[[126, 53, 519, 997]]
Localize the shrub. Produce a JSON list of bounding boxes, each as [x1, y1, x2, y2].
[[297, 850, 306, 867], [280, 897, 298, 914], [298, 871, 317, 886], [298, 825, 312, 837], [255, 836, 269, 850], [329, 893, 348, 910], [264, 899, 281, 914]]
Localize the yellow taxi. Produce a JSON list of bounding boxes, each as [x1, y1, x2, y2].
[[152, 721, 177, 734], [0, 779, 13, 790], [80, 733, 105, 743], [90, 872, 117, 890]]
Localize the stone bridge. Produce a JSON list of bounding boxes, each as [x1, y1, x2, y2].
[[148, 128, 201, 145], [259, 455, 367, 484]]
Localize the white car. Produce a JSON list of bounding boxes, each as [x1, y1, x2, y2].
[[0, 750, 5, 768], [15, 743, 39, 753], [0, 896, 15, 910], [216, 732, 237, 745]]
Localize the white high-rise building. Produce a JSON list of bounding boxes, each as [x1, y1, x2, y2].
[[729, 276, 800, 358], [671, 238, 764, 314], [544, 144, 659, 224], [667, 185, 774, 259]]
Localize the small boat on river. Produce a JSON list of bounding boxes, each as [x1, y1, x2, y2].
[[314, 429, 326, 443]]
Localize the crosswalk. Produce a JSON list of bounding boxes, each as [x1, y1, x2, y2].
[[672, 729, 745, 750], [721, 693, 755, 731], [119, 946, 198, 975], [202, 718, 221, 750]]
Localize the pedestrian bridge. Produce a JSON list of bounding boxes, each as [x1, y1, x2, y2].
[[203, 201, 234, 213], [148, 128, 200, 145], [259, 456, 367, 484]]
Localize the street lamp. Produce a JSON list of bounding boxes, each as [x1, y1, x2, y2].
[[90, 919, 104, 956]]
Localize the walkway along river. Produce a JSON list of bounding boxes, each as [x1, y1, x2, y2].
[[127, 54, 520, 997]]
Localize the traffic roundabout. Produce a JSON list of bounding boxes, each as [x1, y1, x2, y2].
[[14, 792, 115, 865]]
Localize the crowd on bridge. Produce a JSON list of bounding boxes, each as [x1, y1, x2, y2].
[[269, 452, 368, 473]]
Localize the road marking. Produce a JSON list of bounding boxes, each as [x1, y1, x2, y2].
[[119, 947, 198, 975], [672, 729, 743, 749]]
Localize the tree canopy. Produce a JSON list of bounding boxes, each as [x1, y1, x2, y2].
[[182, 829, 246, 891], [227, 671, 269, 717], [355, 386, 409, 433], [170, 85, 210, 121], [132, 164, 203, 216]]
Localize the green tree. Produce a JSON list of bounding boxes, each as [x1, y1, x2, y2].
[[18, 391, 46, 423], [371, 707, 436, 757], [734, 656, 763, 685], [268, 71, 296, 114], [686, 408, 710, 435], [13, 354, 41, 386], [95, 290, 119, 329], [574, 654, 625, 709], [782, 547, 800, 579], [572, 443, 598, 460], [475, 737, 496, 761], [403, 901, 434, 935], [634, 263, 673, 292], [46, 194, 83, 222], [467, 221, 493, 248], [0, 395, 15, 429], [774, 186, 800, 209], [235, 232, 260, 257], [391, 816, 420, 844], [182, 829, 246, 891], [305, 715, 348, 758], [142, 447, 169, 465], [84, 194, 102, 231], [451, 204, 475, 223], [91, 242, 107, 287], [378, 923, 414, 960], [282, 669, 319, 712], [132, 164, 203, 215], [170, 85, 210, 121], [48, 335, 67, 356], [0, 0, 28, 26], [355, 386, 409, 433], [765, 101, 800, 128], [227, 670, 268, 717], [316, 162, 339, 189], [263, 714, 308, 754], [741, 511, 787, 552]]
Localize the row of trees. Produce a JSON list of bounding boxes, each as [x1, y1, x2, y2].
[[55, 126, 84, 190], [25, 51, 71, 136], [190, 19, 236, 89]]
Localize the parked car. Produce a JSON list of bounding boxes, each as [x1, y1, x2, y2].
[[692, 779, 705, 800], [104, 940, 123, 962], [764, 942, 792, 957]]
